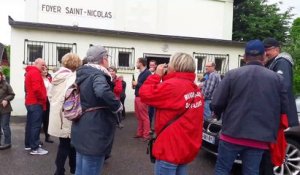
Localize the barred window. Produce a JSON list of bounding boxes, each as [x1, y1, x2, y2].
[[27, 45, 43, 62], [57, 47, 72, 63], [193, 52, 229, 75], [24, 39, 77, 66], [195, 56, 205, 73], [90, 44, 135, 70], [239, 55, 246, 67]]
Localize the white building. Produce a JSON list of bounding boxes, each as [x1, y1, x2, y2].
[[9, 0, 244, 116]]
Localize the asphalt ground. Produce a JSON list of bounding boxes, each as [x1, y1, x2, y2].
[[0, 114, 241, 175]]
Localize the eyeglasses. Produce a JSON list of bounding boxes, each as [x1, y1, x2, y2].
[[205, 65, 213, 67]]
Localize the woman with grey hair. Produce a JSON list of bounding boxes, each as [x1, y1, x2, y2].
[[139, 52, 204, 175], [71, 45, 122, 175]]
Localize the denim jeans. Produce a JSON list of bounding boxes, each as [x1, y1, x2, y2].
[[25, 104, 43, 150], [0, 113, 11, 145], [75, 152, 105, 175], [215, 140, 264, 175], [155, 160, 187, 175], [55, 138, 76, 175], [204, 100, 212, 120]]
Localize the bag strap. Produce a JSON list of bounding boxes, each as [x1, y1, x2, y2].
[[83, 106, 109, 114], [156, 89, 198, 137]]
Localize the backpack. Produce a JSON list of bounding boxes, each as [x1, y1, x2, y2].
[[62, 83, 82, 122]]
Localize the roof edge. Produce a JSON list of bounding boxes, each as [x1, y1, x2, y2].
[[9, 16, 245, 46]]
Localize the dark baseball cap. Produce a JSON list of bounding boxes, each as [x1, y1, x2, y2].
[[263, 38, 280, 48], [245, 39, 265, 56]]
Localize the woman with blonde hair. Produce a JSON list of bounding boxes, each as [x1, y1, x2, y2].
[[139, 52, 204, 175], [48, 53, 82, 175]]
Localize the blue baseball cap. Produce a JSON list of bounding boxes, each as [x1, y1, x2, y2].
[[245, 39, 265, 56]]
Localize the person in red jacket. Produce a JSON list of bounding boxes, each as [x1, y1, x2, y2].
[[24, 58, 48, 155], [108, 66, 122, 100], [139, 52, 204, 175]]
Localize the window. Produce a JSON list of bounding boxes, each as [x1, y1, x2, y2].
[[195, 56, 205, 73], [57, 47, 72, 63], [118, 52, 130, 67], [193, 52, 229, 75], [28, 45, 43, 62], [24, 40, 77, 66], [239, 55, 246, 67], [215, 57, 225, 72]]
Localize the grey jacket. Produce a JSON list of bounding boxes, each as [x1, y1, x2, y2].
[[211, 62, 288, 142], [71, 65, 122, 156], [265, 52, 299, 127]]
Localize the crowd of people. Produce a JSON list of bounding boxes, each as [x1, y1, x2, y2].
[[0, 37, 298, 175]]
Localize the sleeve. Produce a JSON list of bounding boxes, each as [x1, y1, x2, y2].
[[136, 71, 151, 90], [278, 75, 289, 115], [92, 74, 122, 113], [210, 73, 230, 117], [3, 83, 15, 101], [203, 73, 218, 98], [139, 74, 181, 109], [274, 59, 292, 89], [30, 72, 46, 101], [113, 78, 122, 97]]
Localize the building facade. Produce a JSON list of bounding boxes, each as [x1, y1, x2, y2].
[[10, 0, 244, 116]]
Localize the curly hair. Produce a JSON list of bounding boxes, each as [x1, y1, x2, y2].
[[61, 53, 82, 71]]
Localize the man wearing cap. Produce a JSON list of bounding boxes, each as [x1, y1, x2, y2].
[[259, 38, 299, 174], [211, 39, 288, 175], [71, 45, 123, 175], [263, 37, 298, 127]]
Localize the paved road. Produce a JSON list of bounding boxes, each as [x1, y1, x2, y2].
[[0, 114, 240, 175]]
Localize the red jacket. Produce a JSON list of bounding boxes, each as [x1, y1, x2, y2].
[[25, 66, 47, 110], [113, 77, 122, 100], [140, 72, 204, 164]]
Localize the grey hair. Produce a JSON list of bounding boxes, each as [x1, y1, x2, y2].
[[169, 52, 195, 72]]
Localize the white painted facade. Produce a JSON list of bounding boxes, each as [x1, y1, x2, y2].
[[10, 0, 244, 116]]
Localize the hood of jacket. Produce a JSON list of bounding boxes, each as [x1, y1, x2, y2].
[[25, 65, 40, 73], [276, 52, 294, 65], [51, 67, 73, 86]]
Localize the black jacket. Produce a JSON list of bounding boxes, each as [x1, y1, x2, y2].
[[211, 62, 288, 142], [135, 68, 151, 97], [71, 65, 122, 156], [265, 52, 299, 127]]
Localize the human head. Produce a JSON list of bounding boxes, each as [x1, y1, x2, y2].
[[108, 66, 117, 79], [149, 60, 157, 73], [136, 57, 147, 70], [34, 58, 46, 72], [244, 39, 265, 63], [263, 38, 280, 60], [42, 66, 48, 77], [61, 53, 82, 72], [205, 62, 216, 73], [168, 52, 195, 73], [85, 45, 109, 68]]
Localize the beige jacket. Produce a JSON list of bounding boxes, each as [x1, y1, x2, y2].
[[48, 67, 76, 138]]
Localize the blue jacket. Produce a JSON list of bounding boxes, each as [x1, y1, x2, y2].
[[211, 62, 288, 142], [135, 68, 151, 97], [71, 65, 122, 156], [265, 52, 299, 127]]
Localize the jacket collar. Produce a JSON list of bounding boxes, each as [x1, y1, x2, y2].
[[246, 61, 263, 66], [163, 72, 196, 81]]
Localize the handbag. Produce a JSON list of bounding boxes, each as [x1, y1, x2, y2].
[[147, 89, 197, 163]]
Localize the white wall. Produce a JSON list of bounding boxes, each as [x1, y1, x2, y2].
[[10, 28, 243, 116], [24, 0, 233, 40]]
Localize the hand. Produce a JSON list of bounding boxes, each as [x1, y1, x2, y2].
[[155, 64, 167, 77], [132, 81, 137, 86], [2, 100, 8, 108]]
